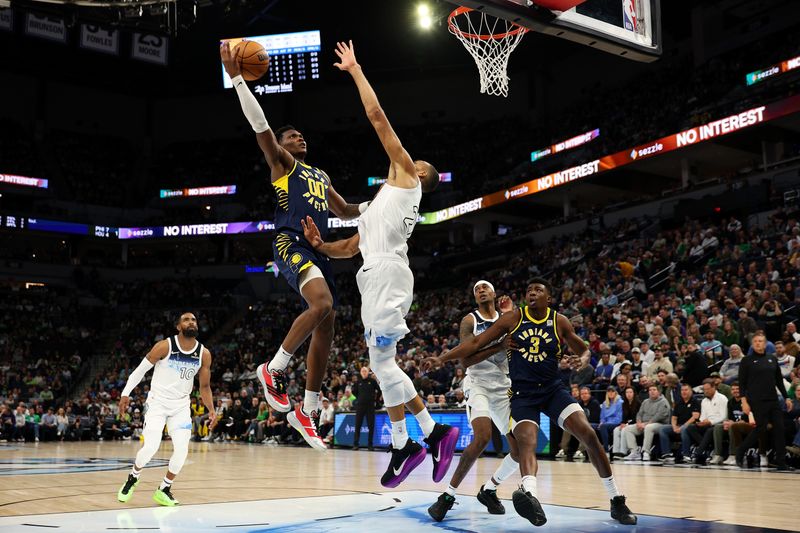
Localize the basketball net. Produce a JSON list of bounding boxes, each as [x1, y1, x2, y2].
[[448, 7, 527, 97]]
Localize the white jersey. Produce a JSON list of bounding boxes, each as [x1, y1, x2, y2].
[[465, 309, 510, 392], [358, 180, 421, 265], [148, 335, 203, 405]]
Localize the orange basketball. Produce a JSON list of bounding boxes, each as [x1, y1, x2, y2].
[[236, 40, 269, 81]]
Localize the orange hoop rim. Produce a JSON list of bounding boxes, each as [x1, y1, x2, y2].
[[448, 6, 528, 41]]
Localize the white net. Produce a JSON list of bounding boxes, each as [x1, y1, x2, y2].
[[448, 8, 527, 97]]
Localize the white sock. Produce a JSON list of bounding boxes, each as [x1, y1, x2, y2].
[[159, 476, 173, 491], [391, 419, 409, 448], [446, 485, 457, 497], [521, 475, 537, 497], [131, 465, 142, 478], [268, 345, 293, 372], [302, 390, 319, 416], [600, 475, 622, 498], [414, 409, 436, 437], [488, 454, 518, 488]]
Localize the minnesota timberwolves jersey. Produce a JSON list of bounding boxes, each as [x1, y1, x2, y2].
[[507, 306, 563, 392], [466, 310, 510, 391], [272, 159, 330, 238], [149, 336, 203, 405]]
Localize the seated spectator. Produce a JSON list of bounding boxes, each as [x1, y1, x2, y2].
[[718, 319, 740, 348], [569, 356, 594, 388], [720, 344, 745, 384], [592, 352, 615, 390], [318, 397, 335, 443], [597, 386, 622, 452], [700, 331, 724, 364], [682, 378, 728, 465], [658, 383, 700, 462], [682, 344, 709, 387], [622, 384, 671, 461], [41, 408, 57, 441], [709, 372, 732, 401], [574, 386, 602, 459], [776, 342, 795, 379], [629, 348, 649, 383], [612, 387, 641, 458]]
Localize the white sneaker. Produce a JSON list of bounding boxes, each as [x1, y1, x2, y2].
[[760, 455, 768, 468], [709, 454, 723, 465], [555, 449, 566, 459], [722, 456, 737, 466], [642, 451, 651, 461], [623, 449, 641, 461], [574, 450, 585, 460], [35, 437, 39, 443]]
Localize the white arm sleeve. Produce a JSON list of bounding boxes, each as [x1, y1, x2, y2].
[[231, 74, 270, 133], [121, 357, 155, 397]]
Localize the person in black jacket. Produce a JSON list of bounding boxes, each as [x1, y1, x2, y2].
[[682, 344, 709, 387], [352, 366, 379, 450], [735, 333, 794, 471]]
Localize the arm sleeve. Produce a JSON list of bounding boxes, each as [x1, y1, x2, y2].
[[738, 358, 749, 398], [121, 358, 155, 397], [231, 75, 270, 133]]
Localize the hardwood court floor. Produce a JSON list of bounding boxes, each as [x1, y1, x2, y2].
[[0, 441, 796, 531]]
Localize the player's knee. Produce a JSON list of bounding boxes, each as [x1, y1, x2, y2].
[[472, 433, 490, 450], [309, 299, 333, 323]]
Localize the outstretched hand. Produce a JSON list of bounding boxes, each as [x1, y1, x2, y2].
[[333, 40, 360, 72], [498, 295, 515, 314], [220, 41, 242, 78], [118, 396, 130, 414], [422, 356, 442, 373], [301, 216, 324, 249]]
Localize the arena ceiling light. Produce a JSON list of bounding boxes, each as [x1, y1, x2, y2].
[[417, 3, 433, 29]]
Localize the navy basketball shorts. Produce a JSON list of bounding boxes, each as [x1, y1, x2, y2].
[[272, 232, 338, 308], [509, 383, 583, 430]]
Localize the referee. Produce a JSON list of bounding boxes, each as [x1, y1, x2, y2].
[[735, 332, 793, 470], [352, 366, 379, 451]]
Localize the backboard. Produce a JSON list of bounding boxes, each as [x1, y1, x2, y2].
[[451, 0, 661, 62]]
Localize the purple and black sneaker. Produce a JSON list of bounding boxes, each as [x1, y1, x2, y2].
[[380, 439, 426, 488], [424, 423, 460, 482]]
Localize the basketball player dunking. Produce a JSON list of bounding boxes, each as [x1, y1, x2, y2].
[[117, 312, 214, 506], [428, 280, 521, 521], [425, 279, 637, 526], [301, 40, 459, 487], [221, 42, 363, 450]]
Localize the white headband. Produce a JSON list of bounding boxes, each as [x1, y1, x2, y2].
[[473, 280, 495, 293]]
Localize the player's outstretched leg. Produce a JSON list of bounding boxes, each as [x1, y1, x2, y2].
[[510, 420, 547, 527], [563, 410, 637, 525], [118, 412, 166, 503]]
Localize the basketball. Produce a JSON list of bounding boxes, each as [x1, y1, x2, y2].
[[236, 40, 269, 81]]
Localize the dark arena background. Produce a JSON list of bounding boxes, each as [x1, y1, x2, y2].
[[1, 0, 799, 531]]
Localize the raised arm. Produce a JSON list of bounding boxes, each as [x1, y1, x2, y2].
[[220, 41, 293, 179], [334, 40, 417, 188], [198, 348, 216, 427], [301, 216, 360, 259]]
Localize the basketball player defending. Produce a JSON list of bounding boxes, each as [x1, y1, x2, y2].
[[428, 280, 521, 521], [425, 280, 637, 526], [221, 42, 363, 450], [300, 40, 459, 487], [116, 313, 214, 506]]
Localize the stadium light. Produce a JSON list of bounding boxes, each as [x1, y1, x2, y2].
[[417, 3, 433, 29]]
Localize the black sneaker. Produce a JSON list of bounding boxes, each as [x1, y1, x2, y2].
[[427, 492, 456, 522], [610, 495, 637, 525], [775, 464, 796, 472], [477, 485, 505, 515], [512, 488, 547, 526], [380, 439, 426, 488]]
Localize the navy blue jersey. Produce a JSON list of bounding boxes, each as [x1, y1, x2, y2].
[[507, 306, 563, 391], [272, 159, 330, 238]]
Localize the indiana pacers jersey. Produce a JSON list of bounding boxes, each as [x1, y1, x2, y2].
[[272, 159, 331, 239], [507, 306, 563, 392], [466, 309, 510, 391], [148, 336, 203, 405]]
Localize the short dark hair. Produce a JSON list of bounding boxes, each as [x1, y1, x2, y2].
[[702, 377, 717, 387], [731, 381, 739, 387], [275, 125, 297, 143], [421, 161, 439, 193], [528, 277, 552, 295], [175, 312, 195, 326]]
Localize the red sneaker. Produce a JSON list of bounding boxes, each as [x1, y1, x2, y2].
[[287, 405, 327, 452], [257, 363, 291, 413]]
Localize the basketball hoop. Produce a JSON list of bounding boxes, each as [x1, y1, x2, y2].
[[448, 6, 527, 97]]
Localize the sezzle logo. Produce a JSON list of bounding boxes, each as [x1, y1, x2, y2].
[[509, 185, 529, 198], [633, 142, 664, 159]]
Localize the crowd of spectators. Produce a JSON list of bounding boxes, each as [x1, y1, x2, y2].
[[2, 202, 799, 469]]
